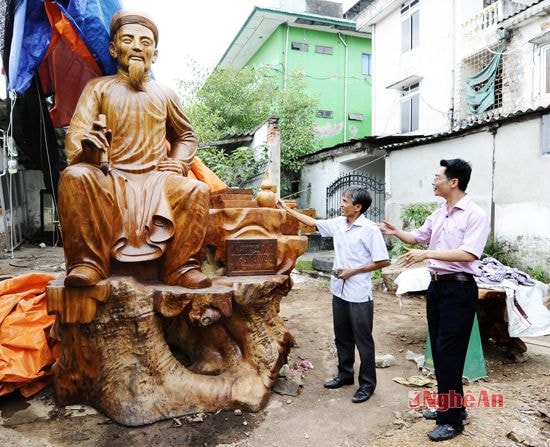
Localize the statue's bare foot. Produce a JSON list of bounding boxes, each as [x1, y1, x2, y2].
[[177, 269, 212, 289], [65, 266, 102, 287]]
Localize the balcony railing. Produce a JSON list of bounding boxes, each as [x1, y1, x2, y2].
[[463, 1, 502, 38]]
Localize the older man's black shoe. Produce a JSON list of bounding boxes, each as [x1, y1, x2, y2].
[[351, 387, 372, 403], [324, 377, 354, 389], [427, 424, 463, 442], [422, 409, 468, 421]]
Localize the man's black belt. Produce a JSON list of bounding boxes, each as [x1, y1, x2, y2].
[[430, 272, 474, 282]]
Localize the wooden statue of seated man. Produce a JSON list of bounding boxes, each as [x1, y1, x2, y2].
[[58, 11, 211, 290]]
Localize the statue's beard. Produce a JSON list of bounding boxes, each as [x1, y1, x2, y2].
[[128, 59, 146, 91]]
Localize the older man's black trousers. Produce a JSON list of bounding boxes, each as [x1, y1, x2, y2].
[[332, 295, 376, 392], [427, 279, 478, 426]]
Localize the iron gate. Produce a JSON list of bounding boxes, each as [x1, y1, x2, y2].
[[326, 173, 385, 222]]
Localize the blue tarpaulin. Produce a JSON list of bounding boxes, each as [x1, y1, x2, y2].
[[7, 0, 121, 94]]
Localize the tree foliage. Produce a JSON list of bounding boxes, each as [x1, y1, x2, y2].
[[180, 66, 276, 143], [273, 73, 318, 173], [178, 65, 319, 183], [198, 145, 266, 188]]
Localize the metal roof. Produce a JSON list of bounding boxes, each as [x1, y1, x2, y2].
[[379, 106, 550, 151], [299, 134, 424, 162], [300, 105, 550, 160], [498, 0, 549, 24], [199, 116, 279, 150], [343, 0, 375, 20]]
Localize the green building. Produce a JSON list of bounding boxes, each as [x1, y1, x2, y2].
[[218, 5, 372, 148]]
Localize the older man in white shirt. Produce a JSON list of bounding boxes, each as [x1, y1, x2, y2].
[[278, 186, 389, 403]]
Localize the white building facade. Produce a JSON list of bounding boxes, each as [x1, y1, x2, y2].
[[349, 0, 550, 268]]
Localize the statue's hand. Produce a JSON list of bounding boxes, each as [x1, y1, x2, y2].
[[157, 158, 189, 176], [81, 130, 109, 165]]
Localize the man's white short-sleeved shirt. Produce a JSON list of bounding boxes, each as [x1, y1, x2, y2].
[[316, 215, 389, 303]]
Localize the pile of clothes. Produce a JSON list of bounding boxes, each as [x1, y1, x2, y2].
[[477, 257, 535, 286]]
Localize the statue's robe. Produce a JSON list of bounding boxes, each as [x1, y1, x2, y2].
[[59, 72, 209, 283]]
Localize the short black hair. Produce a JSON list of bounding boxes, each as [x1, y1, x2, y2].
[[440, 159, 472, 191], [345, 186, 372, 214]]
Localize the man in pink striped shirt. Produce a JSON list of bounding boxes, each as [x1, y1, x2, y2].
[[380, 159, 490, 442]]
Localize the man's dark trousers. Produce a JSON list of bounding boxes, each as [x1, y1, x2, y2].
[[427, 279, 478, 426], [332, 295, 376, 392]]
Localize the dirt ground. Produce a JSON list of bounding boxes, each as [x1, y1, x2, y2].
[[1, 245, 550, 447]]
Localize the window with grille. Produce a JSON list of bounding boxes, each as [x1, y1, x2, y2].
[[291, 42, 308, 52], [316, 45, 333, 55], [317, 110, 333, 119], [542, 114, 550, 155], [461, 47, 503, 115], [400, 83, 419, 133], [401, 0, 419, 53], [362, 53, 372, 76], [541, 45, 550, 96]]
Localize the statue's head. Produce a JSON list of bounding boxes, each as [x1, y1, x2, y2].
[[109, 11, 159, 91]]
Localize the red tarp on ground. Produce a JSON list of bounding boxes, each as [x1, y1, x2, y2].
[[0, 273, 58, 397]]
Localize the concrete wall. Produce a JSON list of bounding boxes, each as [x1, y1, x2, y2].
[[339, 153, 385, 179], [493, 118, 550, 268], [299, 151, 385, 217], [384, 131, 494, 225], [0, 169, 42, 249], [22, 169, 45, 234], [299, 156, 342, 214]]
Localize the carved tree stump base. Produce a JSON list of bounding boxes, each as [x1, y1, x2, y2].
[[47, 275, 293, 426]]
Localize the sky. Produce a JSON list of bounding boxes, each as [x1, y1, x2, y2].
[[122, 0, 279, 91]]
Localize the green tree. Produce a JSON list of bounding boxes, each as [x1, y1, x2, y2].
[[274, 73, 318, 173], [178, 65, 319, 190], [198, 145, 267, 187]]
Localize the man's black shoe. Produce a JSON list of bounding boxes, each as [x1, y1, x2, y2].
[[427, 424, 464, 442], [351, 387, 372, 403], [324, 377, 354, 389], [422, 409, 468, 421]]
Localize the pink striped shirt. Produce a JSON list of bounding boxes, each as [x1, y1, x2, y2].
[[411, 195, 490, 276]]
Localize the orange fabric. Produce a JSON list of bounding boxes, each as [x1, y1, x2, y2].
[[43, 2, 101, 72], [190, 157, 227, 192], [0, 273, 58, 397], [165, 140, 227, 193], [40, 2, 102, 127]]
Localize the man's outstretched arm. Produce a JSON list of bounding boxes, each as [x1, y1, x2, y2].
[[379, 220, 418, 245], [277, 199, 317, 229]]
